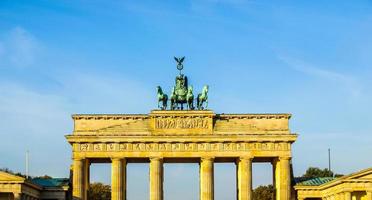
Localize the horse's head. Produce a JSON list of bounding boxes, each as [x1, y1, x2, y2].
[[188, 86, 193, 93], [204, 85, 209, 93], [156, 86, 162, 93]]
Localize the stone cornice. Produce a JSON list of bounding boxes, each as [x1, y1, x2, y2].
[[217, 113, 291, 119], [72, 114, 148, 120], [66, 134, 298, 143], [71, 113, 291, 120]]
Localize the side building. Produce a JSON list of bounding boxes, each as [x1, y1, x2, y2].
[[294, 168, 372, 200], [0, 171, 70, 200]]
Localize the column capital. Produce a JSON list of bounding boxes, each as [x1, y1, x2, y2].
[[239, 156, 254, 161], [73, 157, 84, 161], [150, 157, 163, 162], [201, 157, 214, 162], [111, 157, 126, 161], [279, 156, 291, 161]]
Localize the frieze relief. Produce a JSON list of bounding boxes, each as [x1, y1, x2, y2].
[[155, 118, 209, 129], [77, 142, 289, 152], [149, 110, 214, 135]]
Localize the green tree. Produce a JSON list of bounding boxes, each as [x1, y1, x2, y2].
[[253, 184, 274, 200], [0, 168, 28, 179], [302, 167, 334, 178], [88, 182, 111, 200], [34, 175, 52, 179]]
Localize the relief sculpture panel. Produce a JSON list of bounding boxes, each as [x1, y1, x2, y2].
[[77, 142, 290, 153], [149, 110, 214, 135]]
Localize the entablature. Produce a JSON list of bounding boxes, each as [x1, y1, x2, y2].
[[71, 110, 292, 136]]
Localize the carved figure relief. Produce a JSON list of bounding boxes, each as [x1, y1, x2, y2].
[[77, 142, 290, 153]]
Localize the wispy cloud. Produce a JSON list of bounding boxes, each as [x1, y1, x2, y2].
[[0, 26, 42, 68], [0, 70, 153, 176], [278, 55, 362, 98]]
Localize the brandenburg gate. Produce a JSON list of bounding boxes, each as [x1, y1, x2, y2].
[[65, 58, 297, 200]]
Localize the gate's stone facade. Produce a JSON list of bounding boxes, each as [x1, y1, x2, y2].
[[66, 110, 297, 200]]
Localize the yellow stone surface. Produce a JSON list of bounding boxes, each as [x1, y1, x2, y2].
[[0, 171, 69, 200], [295, 168, 372, 200], [66, 110, 297, 200]]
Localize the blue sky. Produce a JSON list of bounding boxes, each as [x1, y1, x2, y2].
[[1, 0, 372, 199]]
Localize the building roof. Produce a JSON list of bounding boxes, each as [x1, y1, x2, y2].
[[0, 171, 42, 190], [31, 178, 69, 188], [296, 177, 336, 186], [295, 167, 372, 190]]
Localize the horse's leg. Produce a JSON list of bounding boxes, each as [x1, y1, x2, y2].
[[196, 97, 200, 110], [205, 99, 208, 109]]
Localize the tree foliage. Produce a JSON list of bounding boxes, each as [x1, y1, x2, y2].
[[88, 182, 111, 200], [0, 168, 28, 178], [302, 167, 334, 178], [253, 184, 274, 200], [34, 175, 52, 179]]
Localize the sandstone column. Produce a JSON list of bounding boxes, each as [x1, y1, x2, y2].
[[273, 158, 280, 200], [13, 193, 21, 200], [237, 157, 253, 200], [277, 157, 291, 200], [150, 157, 163, 200], [112, 158, 126, 200], [344, 192, 351, 200], [272, 159, 278, 200], [84, 159, 90, 200], [366, 190, 372, 200], [73, 158, 85, 200], [200, 157, 214, 200]]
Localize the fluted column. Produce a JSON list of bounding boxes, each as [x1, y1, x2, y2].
[[344, 191, 351, 200], [237, 157, 253, 200], [112, 158, 126, 200], [84, 159, 90, 200], [13, 193, 21, 200], [150, 157, 163, 200], [277, 157, 291, 200], [73, 158, 85, 200], [366, 191, 372, 200], [273, 158, 280, 200], [200, 157, 214, 200], [272, 159, 277, 200], [344, 192, 351, 200]]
